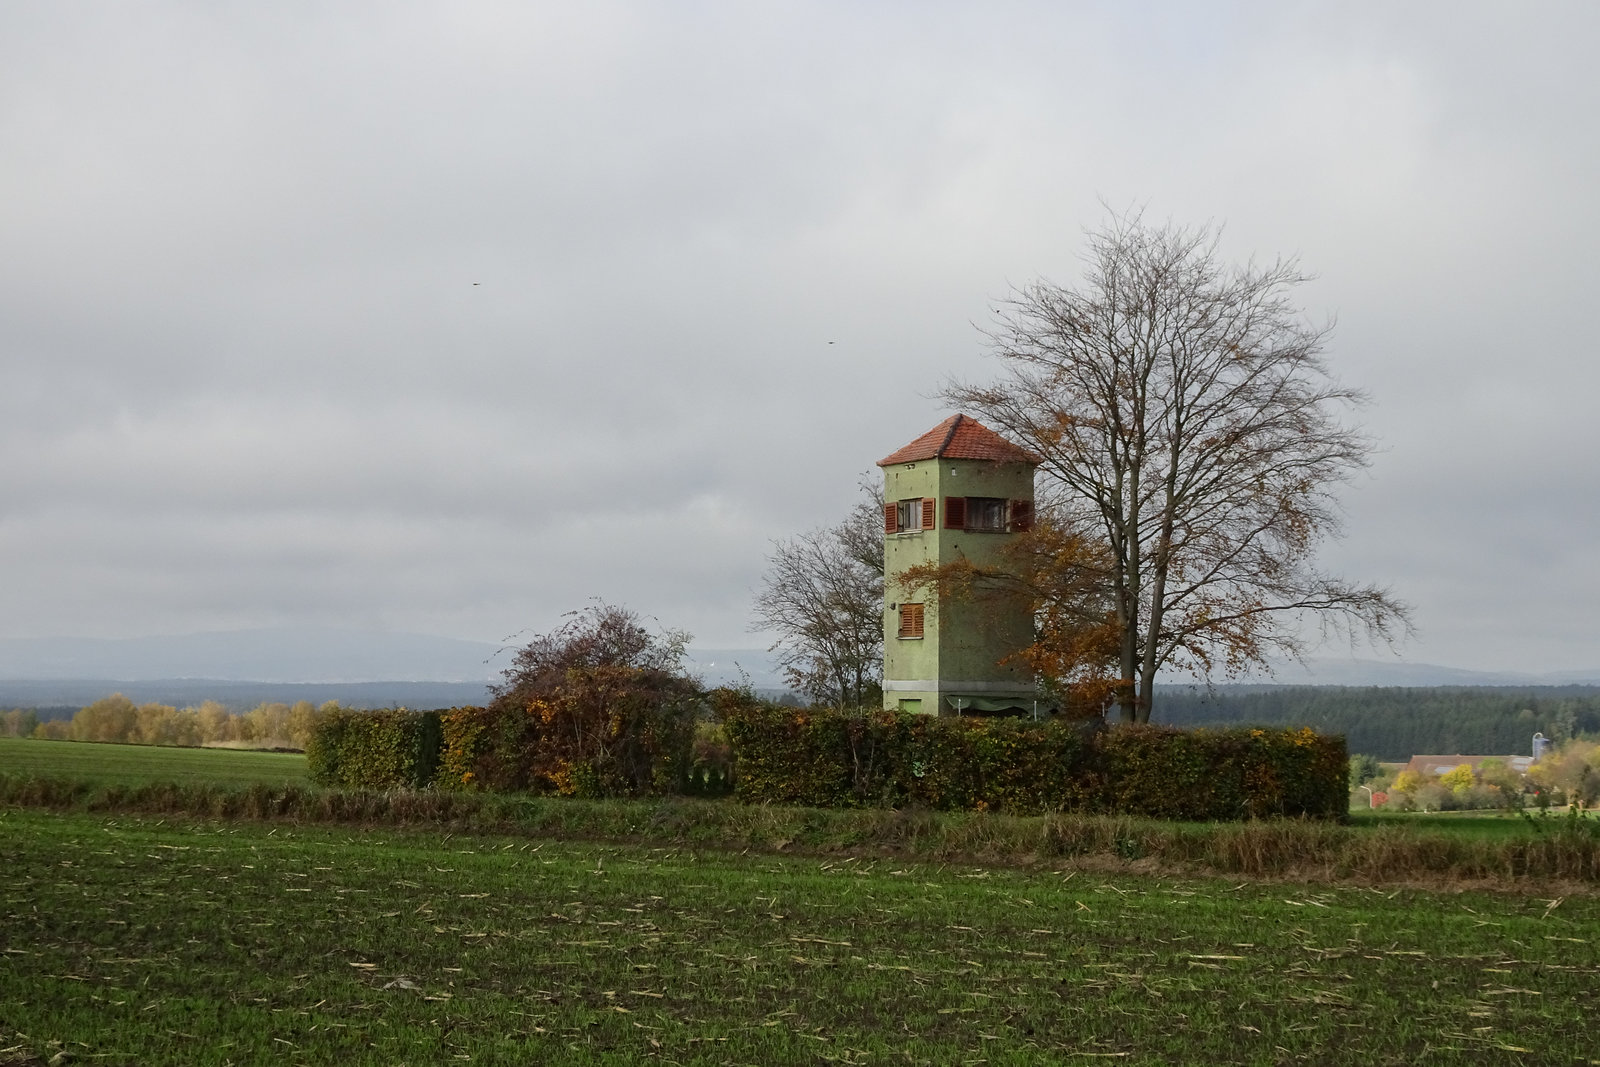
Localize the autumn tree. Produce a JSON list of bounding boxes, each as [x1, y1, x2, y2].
[[2, 709, 39, 738], [69, 694, 139, 743], [898, 510, 1120, 715], [285, 701, 325, 749], [1439, 763, 1476, 797], [751, 481, 884, 709], [945, 211, 1410, 723], [486, 603, 701, 795]]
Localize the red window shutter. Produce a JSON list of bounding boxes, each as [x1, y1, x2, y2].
[[945, 496, 966, 530], [921, 498, 935, 530], [884, 501, 898, 534], [1010, 500, 1033, 532], [899, 603, 925, 639]]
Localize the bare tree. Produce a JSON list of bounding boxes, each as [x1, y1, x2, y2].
[[752, 481, 884, 709], [946, 211, 1410, 723]]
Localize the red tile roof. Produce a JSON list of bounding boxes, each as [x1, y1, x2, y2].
[[1403, 755, 1533, 777], [877, 414, 1041, 467]]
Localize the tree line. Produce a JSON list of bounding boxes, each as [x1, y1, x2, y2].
[[1158, 685, 1600, 761], [3, 695, 336, 750]]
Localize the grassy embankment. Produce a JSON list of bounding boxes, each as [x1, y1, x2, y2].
[[5, 806, 1599, 1066]]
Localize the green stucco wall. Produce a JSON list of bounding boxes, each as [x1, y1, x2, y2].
[[881, 457, 1038, 715]]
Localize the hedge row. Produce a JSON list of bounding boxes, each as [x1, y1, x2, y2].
[[304, 707, 443, 790], [307, 699, 1347, 821], [309, 698, 701, 799], [433, 691, 697, 798], [718, 705, 1347, 820]]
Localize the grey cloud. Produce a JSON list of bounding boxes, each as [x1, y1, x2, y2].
[[2, 1, 1597, 671]]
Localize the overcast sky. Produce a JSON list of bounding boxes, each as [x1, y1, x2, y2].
[[3, 2, 1597, 675]]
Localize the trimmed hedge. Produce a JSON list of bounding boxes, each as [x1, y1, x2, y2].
[[313, 693, 699, 799], [719, 703, 1347, 821], [305, 695, 1346, 820], [305, 707, 442, 790]]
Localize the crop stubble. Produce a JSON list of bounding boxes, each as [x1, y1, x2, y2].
[[3, 808, 1599, 1066]]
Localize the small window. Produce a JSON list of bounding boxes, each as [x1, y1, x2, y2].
[[952, 497, 1032, 532], [898, 602, 925, 639], [894, 498, 931, 532], [965, 497, 1007, 531]]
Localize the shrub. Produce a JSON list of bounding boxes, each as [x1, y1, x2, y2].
[[305, 707, 442, 789], [528, 665, 699, 797], [442, 605, 702, 798], [436, 686, 699, 798], [1414, 783, 1454, 813]]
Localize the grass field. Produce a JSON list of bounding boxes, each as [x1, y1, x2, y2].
[[6, 739, 1600, 1063], [5, 807, 1600, 1066], [0, 736, 308, 788], [1348, 811, 1574, 839]]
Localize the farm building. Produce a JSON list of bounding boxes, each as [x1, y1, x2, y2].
[[1401, 754, 1535, 778]]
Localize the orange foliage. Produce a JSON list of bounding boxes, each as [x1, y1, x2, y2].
[[898, 515, 1119, 717]]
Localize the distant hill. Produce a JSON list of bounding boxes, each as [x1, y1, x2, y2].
[[0, 629, 503, 684], [0, 679, 495, 714], [0, 631, 794, 713], [1232, 657, 1600, 688], [0, 630, 797, 689]]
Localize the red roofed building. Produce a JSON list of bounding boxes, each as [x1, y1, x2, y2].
[[1402, 754, 1534, 778], [878, 414, 1046, 716], [877, 413, 1043, 467]]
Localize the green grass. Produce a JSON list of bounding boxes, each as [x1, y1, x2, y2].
[[0, 736, 308, 788], [1351, 810, 1568, 838], [3, 807, 1598, 1066]]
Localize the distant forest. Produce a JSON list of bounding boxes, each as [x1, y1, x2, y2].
[[1156, 685, 1600, 761]]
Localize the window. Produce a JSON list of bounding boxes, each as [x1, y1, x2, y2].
[[888, 498, 932, 533], [898, 602, 925, 639], [965, 497, 1007, 531], [946, 496, 1034, 533]]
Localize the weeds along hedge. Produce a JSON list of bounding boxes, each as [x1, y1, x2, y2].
[[718, 704, 1347, 821], [8, 773, 1600, 885], [305, 707, 442, 789]]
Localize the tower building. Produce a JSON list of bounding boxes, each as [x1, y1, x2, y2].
[[878, 414, 1043, 715]]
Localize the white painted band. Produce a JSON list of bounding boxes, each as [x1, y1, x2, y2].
[[882, 678, 1036, 694]]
